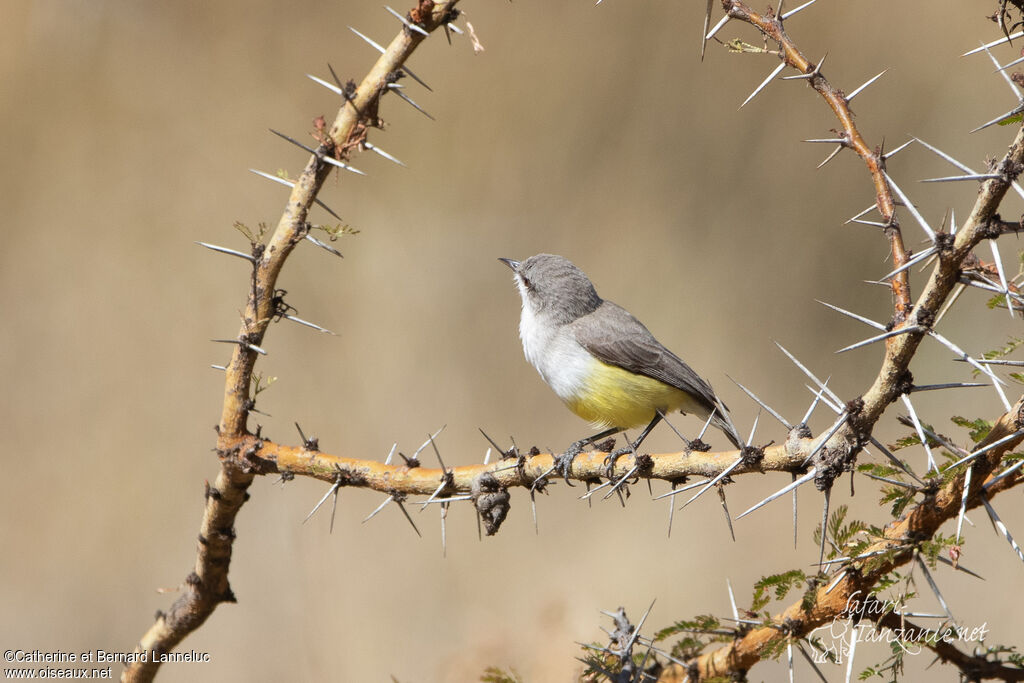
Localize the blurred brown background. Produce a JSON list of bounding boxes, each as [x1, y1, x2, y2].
[[3, 1, 1023, 680]]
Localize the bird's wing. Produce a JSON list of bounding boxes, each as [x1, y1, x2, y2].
[[571, 301, 720, 412]]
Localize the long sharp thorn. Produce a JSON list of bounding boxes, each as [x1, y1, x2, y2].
[[657, 409, 694, 447], [792, 472, 799, 549], [304, 234, 344, 258], [329, 486, 340, 533], [736, 468, 817, 519], [984, 44, 1023, 99], [394, 500, 420, 537], [956, 465, 972, 543], [427, 432, 448, 472], [348, 27, 432, 90], [937, 282, 966, 323], [726, 579, 739, 622], [747, 410, 760, 445], [836, 325, 922, 354], [531, 490, 538, 534], [667, 483, 677, 537], [705, 13, 730, 41], [816, 300, 886, 330], [980, 495, 1024, 563], [385, 5, 430, 36], [803, 138, 846, 144], [818, 488, 831, 568], [413, 425, 447, 460], [963, 30, 1024, 55], [321, 155, 367, 176], [817, 145, 843, 169], [920, 173, 1002, 183], [210, 365, 227, 371], [945, 429, 1024, 471], [882, 137, 915, 160], [701, 0, 713, 60], [269, 128, 320, 156], [862, 473, 917, 490], [801, 381, 830, 425], [384, 442, 397, 466], [652, 478, 712, 500], [420, 478, 448, 510], [388, 84, 435, 119], [446, 22, 464, 35], [682, 456, 744, 509], [776, 342, 843, 403], [990, 240, 1014, 319], [303, 481, 341, 524], [934, 554, 985, 580], [900, 395, 938, 472], [718, 485, 736, 542], [252, 168, 346, 223], [911, 382, 986, 392], [885, 249, 938, 283], [308, 73, 343, 95], [195, 241, 255, 262], [740, 61, 787, 109], [477, 428, 507, 456], [845, 203, 879, 224], [996, 54, 1024, 73], [283, 314, 335, 335], [849, 218, 888, 227], [984, 459, 1024, 491], [843, 615, 857, 683], [440, 504, 447, 557], [211, 338, 267, 355], [915, 552, 957, 624], [795, 642, 830, 683], [912, 137, 975, 174], [363, 141, 407, 167], [973, 358, 1024, 366], [884, 171, 936, 241], [780, 0, 816, 20], [970, 102, 1024, 134], [846, 69, 887, 100], [729, 377, 792, 428], [930, 330, 1010, 387], [824, 568, 847, 594], [696, 408, 716, 442], [349, 26, 387, 52]]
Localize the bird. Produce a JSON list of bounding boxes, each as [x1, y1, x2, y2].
[[500, 253, 742, 481]]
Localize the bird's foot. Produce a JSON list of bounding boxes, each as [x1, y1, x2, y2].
[[602, 446, 633, 480], [554, 440, 588, 486]]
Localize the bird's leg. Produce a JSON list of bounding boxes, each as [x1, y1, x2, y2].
[[603, 413, 662, 479], [556, 427, 620, 486]]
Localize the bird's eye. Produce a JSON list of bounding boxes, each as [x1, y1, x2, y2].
[[521, 276, 532, 290]]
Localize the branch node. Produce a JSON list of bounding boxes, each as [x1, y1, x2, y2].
[[471, 471, 510, 535]]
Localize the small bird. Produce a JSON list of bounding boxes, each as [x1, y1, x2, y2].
[[501, 253, 741, 480]]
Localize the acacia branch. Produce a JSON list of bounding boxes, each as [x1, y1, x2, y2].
[[122, 3, 459, 681], [219, 434, 819, 494], [665, 397, 1024, 681], [721, 0, 911, 318]]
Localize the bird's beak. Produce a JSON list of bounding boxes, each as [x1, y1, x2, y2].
[[498, 257, 520, 271]]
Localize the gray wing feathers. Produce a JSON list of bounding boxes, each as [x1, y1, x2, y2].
[[571, 302, 719, 410], [572, 302, 743, 448]]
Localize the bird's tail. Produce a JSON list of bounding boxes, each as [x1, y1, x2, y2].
[[710, 400, 744, 450]]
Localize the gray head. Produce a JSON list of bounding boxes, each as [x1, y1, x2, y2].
[[500, 253, 602, 323]]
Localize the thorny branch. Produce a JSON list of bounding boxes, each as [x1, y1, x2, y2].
[[652, 2, 1024, 680], [721, 0, 913, 319], [122, 3, 460, 681], [664, 397, 1024, 681]]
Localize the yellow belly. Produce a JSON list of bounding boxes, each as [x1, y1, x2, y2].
[[565, 360, 701, 430]]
